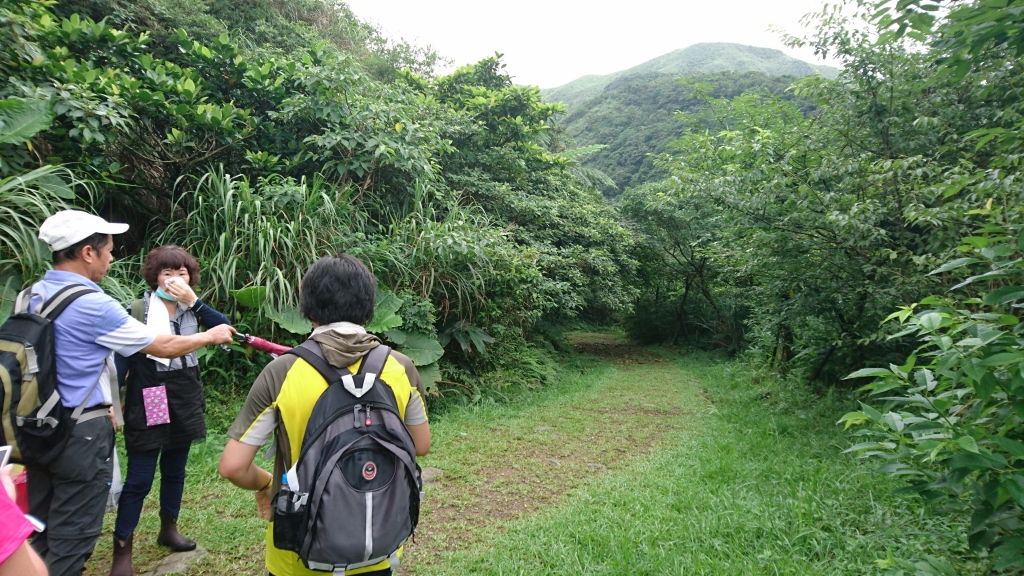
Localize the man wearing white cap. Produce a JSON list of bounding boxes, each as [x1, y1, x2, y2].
[[26, 210, 234, 576]]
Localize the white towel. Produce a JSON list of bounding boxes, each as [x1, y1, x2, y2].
[[145, 291, 172, 366], [311, 321, 366, 336]]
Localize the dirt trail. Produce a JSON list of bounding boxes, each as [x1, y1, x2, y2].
[[404, 334, 710, 572]]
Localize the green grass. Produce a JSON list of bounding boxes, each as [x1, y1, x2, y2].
[[418, 353, 973, 575], [82, 340, 972, 575]]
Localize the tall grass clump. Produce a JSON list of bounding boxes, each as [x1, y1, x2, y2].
[[163, 167, 353, 314], [0, 166, 85, 320]]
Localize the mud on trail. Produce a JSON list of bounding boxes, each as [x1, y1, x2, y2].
[[403, 334, 711, 573]]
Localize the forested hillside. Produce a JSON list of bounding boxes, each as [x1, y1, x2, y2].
[[0, 0, 636, 396], [541, 42, 838, 109], [543, 43, 833, 195], [558, 71, 803, 193]]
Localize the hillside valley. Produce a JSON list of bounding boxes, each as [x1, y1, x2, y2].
[[541, 43, 834, 194]]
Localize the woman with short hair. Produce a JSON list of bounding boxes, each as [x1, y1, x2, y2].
[[110, 246, 230, 576]]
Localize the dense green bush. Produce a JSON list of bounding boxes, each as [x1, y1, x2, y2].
[[843, 224, 1024, 572], [620, 0, 1024, 387], [0, 0, 636, 399]]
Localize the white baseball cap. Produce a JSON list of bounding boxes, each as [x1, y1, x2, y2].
[[38, 210, 130, 251]]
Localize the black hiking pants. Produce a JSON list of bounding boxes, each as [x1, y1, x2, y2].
[[27, 416, 115, 576]]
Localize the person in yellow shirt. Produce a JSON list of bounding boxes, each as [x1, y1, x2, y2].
[[218, 255, 430, 576]]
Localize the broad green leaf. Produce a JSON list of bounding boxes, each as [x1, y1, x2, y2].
[[34, 172, 73, 198], [898, 353, 917, 373], [979, 352, 1024, 367], [1004, 476, 1024, 508], [917, 312, 943, 331], [468, 327, 494, 355], [383, 329, 407, 345], [374, 288, 403, 315], [366, 289, 404, 333], [397, 331, 443, 366], [999, 314, 1019, 326], [859, 402, 884, 423], [976, 373, 997, 402], [956, 435, 979, 453], [837, 411, 867, 429], [984, 286, 1024, 305], [961, 236, 991, 249], [0, 97, 54, 144], [991, 437, 1024, 459], [928, 257, 979, 275], [948, 452, 999, 470], [366, 311, 402, 334], [231, 286, 267, 307], [416, 362, 441, 392], [884, 307, 915, 323], [844, 367, 892, 379], [265, 305, 311, 334], [905, 420, 946, 432]]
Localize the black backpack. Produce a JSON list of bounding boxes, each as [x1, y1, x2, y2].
[[0, 284, 98, 464], [272, 341, 422, 572]]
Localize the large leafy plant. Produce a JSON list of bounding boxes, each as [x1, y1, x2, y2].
[[841, 224, 1024, 571]]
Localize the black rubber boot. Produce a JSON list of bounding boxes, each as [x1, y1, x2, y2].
[[110, 534, 134, 576], [156, 510, 197, 552]]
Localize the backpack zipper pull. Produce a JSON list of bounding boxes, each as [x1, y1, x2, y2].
[[365, 405, 372, 427], [353, 404, 362, 428]]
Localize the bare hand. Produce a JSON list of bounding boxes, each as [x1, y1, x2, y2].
[[0, 465, 17, 501], [163, 278, 198, 307], [205, 324, 236, 345], [255, 485, 273, 519]]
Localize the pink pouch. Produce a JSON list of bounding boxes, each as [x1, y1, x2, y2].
[[142, 385, 171, 426]]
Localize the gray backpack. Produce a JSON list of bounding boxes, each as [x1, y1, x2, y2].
[[273, 341, 422, 572]]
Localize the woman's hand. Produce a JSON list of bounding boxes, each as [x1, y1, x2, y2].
[[0, 465, 17, 501], [164, 278, 198, 308]]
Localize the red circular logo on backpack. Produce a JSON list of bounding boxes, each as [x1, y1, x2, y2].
[[362, 462, 377, 481]]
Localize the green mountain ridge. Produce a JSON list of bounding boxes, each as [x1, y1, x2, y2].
[[560, 70, 805, 195], [542, 42, 838, 109]]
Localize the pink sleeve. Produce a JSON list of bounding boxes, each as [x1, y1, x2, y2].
[[0, 495, 33, 564]]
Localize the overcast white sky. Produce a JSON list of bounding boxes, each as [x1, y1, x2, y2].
[[344, 0, 837, 88]]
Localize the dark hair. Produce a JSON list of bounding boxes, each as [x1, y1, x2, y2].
[[52, 232, 111, 265], [300, 255, 376, 325], [141, 245, 200, 289]]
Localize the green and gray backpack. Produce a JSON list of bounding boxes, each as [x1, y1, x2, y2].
[[272, 341, 422, 572], [0, 284, 97, 464]]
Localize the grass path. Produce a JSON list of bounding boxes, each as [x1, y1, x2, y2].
[[82, 334, 970, 575], [403, 334, 713, 571]]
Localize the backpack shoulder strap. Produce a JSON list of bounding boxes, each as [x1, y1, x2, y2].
[[14, 288, 33, 315], [38, 284, 96, 320], [129, 299, 145, 322], [286, 340, 351, 386], [356, 345, 391, 381]]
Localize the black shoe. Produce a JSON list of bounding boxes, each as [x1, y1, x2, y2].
[[156, 510, 197, 552]]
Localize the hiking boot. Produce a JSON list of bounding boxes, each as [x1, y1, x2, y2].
[[110, 534, 133, 576], [156, 510, 196, 552]]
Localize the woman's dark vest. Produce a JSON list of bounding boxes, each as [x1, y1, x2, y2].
[[123, 302, 206, 454]]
